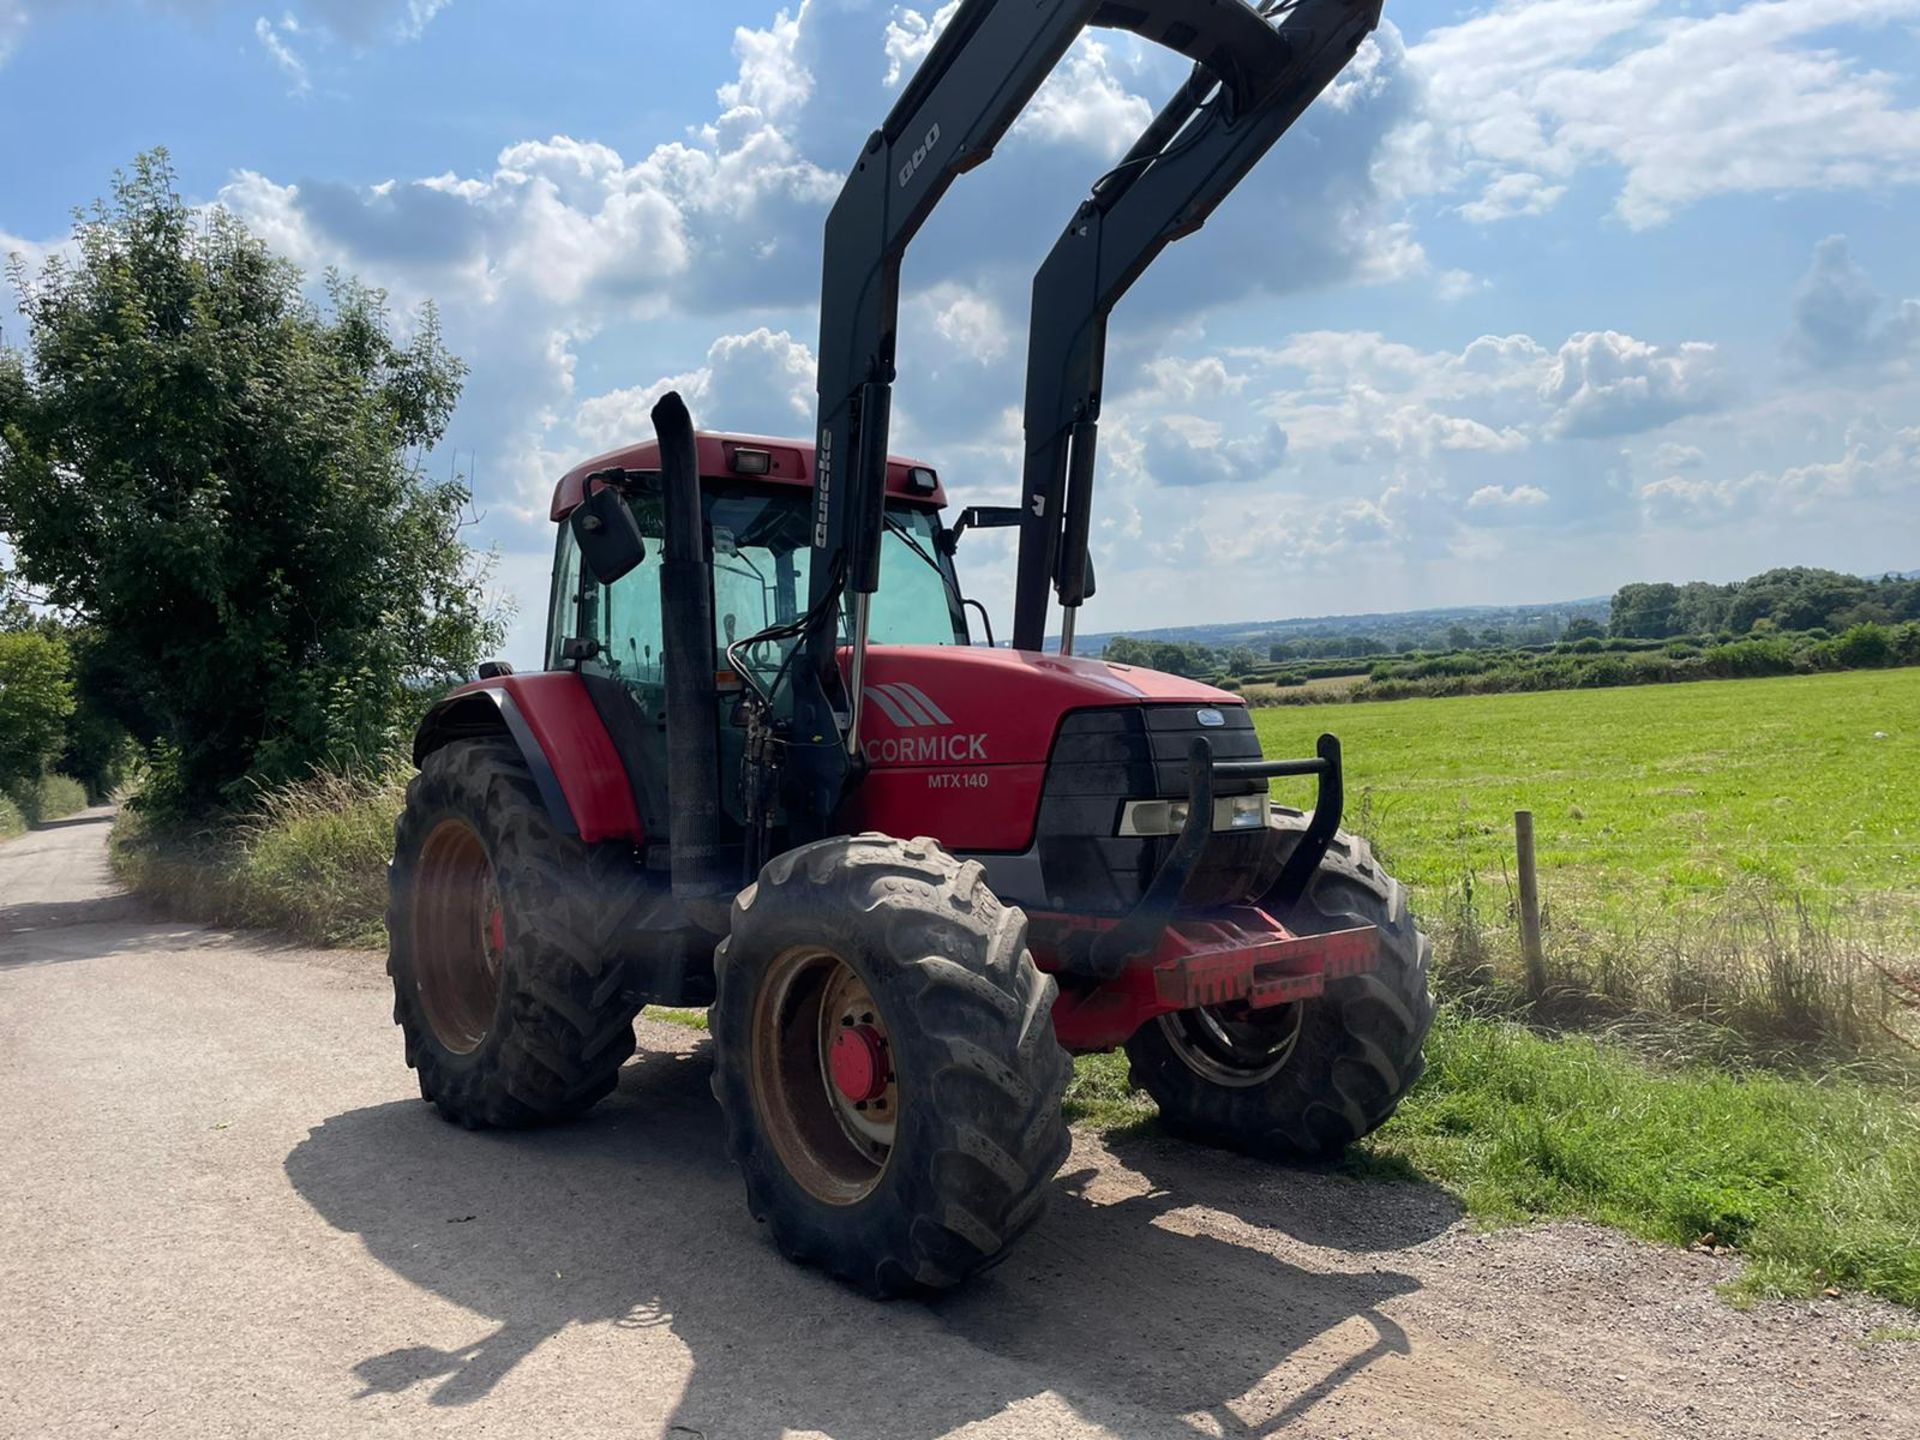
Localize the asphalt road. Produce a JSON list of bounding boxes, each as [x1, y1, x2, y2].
[[2, 810, 1915, 1439]]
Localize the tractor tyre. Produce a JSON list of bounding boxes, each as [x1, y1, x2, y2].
[[1125, 815, 1434, 1158], [710, 834, 1071, 1297], [387, 737, 648, 1128]]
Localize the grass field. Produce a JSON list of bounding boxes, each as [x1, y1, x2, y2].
[[1251, 668, 1918, 911]]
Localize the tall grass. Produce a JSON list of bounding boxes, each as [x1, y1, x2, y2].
[[1429, 858, 1920, 1066], [111, 765, 406, 947]]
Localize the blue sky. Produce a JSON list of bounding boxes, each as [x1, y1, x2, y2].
[[3, 0, 1918, 666]]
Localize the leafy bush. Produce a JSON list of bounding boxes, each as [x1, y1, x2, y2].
[[2, 772, 90, 827], [1834, 622, 1894, 668], [0, 792, 23, 840], [0, 630, 74, 787]]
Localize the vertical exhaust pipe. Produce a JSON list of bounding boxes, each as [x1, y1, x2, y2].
[[652, 391, 730, 901]]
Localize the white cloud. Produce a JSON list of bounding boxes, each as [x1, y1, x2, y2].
[[1139, 417, 1288, 488], [0, 0, 26, 67], [883, 1, 958, 87], [254, 15, 309, 94], [1231, 329, 1547, 462], [1411, 0, 1920, 228], [1641, 424, 1920, 519], [1468, 483, 1549, 508], [1013, 35, 1153, 160], [1541, 330, 1725, 438], [1787, 234, 1920, 370], [1651, 441, 1705, 471], [1456, 171, 1565, 223], [1140, 356, 1247, 405], [718, 7, 811, 122], [920, 284, 1010, 365], [574, 328, 816, 452]]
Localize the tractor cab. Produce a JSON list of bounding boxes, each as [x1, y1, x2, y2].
[[546, 432, 967, 681]]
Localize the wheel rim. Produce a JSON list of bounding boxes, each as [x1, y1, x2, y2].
[[411, 818, 505, 1056], [749, 946, 896, 1205], [1159, 1003, 1303, 1088]]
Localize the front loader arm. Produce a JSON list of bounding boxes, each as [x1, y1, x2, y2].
[[1009, 0, 1386, 654], [792, 0, 1104, 830], [793, 0, 1379, 832]]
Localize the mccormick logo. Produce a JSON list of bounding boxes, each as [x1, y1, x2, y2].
[[862, 682, 988, 764]]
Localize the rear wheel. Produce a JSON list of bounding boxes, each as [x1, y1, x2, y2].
[[387, 738, 650, 1128], [711, 834, 1071, 1296], [1126, 820, 1434, 1157]]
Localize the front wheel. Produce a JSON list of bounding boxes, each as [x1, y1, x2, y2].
[[1126, 821, 1434, 1157], [710, 834, 1071, 1296]]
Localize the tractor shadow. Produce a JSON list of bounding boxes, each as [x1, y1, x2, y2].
[[286, 1030, 1455, 1438]]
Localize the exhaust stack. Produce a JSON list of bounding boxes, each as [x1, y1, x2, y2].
[[652, 391, 730, 901]]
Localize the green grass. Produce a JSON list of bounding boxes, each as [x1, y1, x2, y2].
[[1352, 1009, 1920, 1308], [0, 793, 24, 840], [1253, 668, 1918, 910], [644, 1006, 710, 1031]]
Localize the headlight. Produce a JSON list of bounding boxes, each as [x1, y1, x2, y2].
[[1117, 793, 1269, 837]]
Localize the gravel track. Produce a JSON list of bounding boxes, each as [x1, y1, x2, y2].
[[2, 810, 1914, 1438]]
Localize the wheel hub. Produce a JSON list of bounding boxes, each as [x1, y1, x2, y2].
[[410, 817, 507, 1056], [1159, 1002, 1303, 1088], [829, 1024, 890, 1103], [748, 947, 898, 1206]]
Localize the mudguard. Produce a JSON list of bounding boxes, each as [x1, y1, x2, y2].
[[413, 673, 645, 845]]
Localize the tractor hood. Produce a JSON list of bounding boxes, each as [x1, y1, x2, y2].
[[847, 646, 1240, 769]]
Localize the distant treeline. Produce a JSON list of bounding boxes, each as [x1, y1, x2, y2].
[[1609, 567, 1920, 639], [1097, 565, 1920, 704], [1343, 623, 1920, 704]]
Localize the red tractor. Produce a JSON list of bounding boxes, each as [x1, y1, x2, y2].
[[388, 0, 1430, 1295]]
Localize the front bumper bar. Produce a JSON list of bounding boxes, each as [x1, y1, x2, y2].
[[1085, 732, 1347, 979]]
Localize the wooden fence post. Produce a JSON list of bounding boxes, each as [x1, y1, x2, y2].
[[1515, 809, 1547, 1000]]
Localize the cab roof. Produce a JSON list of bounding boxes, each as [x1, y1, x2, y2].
[[549, 431, 948, 521]]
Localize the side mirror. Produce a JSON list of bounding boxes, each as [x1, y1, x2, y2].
[[571, 486, 646, 585]]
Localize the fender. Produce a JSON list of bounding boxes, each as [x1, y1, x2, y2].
[[413, 673, 645, 845]]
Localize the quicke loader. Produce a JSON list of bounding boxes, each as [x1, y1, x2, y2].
[[389, 0, 1433, 1295]]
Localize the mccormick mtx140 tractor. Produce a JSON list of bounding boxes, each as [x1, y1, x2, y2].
[[389, 0, 1431, 1295]]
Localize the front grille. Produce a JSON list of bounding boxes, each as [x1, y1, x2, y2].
[[1033, 705, 1281, 914]]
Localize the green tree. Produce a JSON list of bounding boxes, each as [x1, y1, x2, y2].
[[0, 629, 75, 785], [0, 152, 501, 810], [1610, 582, 1681, 638], [1563, 616, 1604, 642]]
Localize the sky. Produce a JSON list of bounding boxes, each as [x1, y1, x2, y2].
[[2, 0, 1918, 667]]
